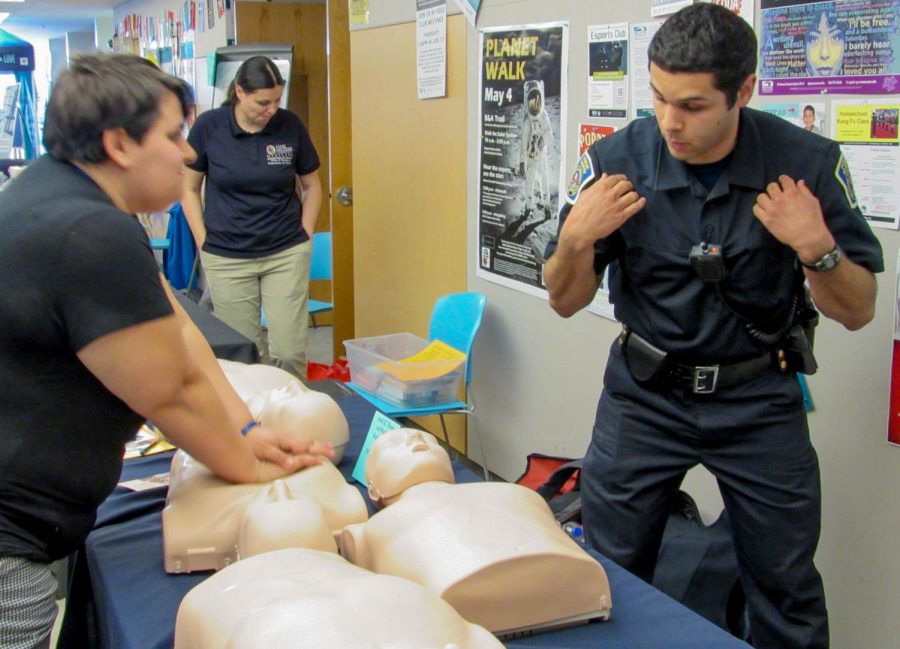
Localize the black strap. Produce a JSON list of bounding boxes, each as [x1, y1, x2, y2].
[[535, 458, 583, 501]]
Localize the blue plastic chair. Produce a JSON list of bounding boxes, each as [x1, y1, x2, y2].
[[346, 292, 490, 480], [261, 231, 333, 328], [308, 231, 333, 327]]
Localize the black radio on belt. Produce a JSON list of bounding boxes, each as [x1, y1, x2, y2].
[[689, 242, 728, 283]]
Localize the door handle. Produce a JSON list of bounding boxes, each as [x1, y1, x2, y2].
[[336, 186, 353, 206]]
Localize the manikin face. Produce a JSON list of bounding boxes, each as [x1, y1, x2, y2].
[[803, 108, 816, 130], [127, 90, 196, 213], [805, 12, 844, 78], [365, 428, 454, 503], [234, 84, 283, 131], [650, 63, 753, 165]]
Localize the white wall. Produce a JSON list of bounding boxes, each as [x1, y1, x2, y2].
[[457, 2, 900, 649]]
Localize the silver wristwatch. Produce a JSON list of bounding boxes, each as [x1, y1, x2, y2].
[[799, 246, 841, 272]]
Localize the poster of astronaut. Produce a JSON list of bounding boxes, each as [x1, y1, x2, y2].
[[476, 23, 568, 298]]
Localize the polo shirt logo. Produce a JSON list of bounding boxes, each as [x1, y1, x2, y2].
[[834, 153, 858, 210], [566, 152, 596, 205], [266, 143, 295, 165]]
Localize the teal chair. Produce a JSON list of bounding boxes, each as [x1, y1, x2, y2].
[[261, 231, 333, 328], [346, 292, 490, 480], [308, 231, 333, 327]]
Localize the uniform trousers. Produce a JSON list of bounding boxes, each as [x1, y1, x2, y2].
[[201, 240, 311, 380], [583, 342, 828, 649], [0, 557, 57, 649]]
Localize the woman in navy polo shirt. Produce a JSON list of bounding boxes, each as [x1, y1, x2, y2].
[[183, 56, 322, 379]]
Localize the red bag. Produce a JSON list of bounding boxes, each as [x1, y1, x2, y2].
[[515, 453, 580, 495], [306, 359, 351, 382]]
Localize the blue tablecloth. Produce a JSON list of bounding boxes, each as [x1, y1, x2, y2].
[[58, 393, 749, 649]]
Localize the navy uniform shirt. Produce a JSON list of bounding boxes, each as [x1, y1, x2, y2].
[[545, 107, 883, 364], [187, 105, 320, 258]]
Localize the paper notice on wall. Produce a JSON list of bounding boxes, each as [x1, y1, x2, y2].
[[416, 0, 447, 99], [831, 99, 900, 229], [588, 22, 629, 119]]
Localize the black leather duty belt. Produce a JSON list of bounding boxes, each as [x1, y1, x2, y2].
[[665, 353, 776, 394], [619, 326, 780, 395]]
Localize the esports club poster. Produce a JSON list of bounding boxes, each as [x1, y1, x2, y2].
[[476, 23, 568, 298]]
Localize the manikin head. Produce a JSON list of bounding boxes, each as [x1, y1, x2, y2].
[[365, 428, 454, 508], [260, 382, 350, 463]]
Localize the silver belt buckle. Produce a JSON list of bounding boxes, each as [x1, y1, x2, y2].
[[693, 366, 719, 394]]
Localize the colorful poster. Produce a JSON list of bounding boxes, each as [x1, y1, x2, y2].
[[588, 23, 629, 119], [629, 21, 663, 119], [759, 0, 900, 96], [416, 0, 447, 100], [831, 99, 900, 229], [476, 23, 568, 298], [762, 101, 827, 135], [701, 0, 755, 26], [578, 123, 616, 155]]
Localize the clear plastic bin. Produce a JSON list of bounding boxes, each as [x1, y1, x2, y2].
[[343, 333, 466, 408]]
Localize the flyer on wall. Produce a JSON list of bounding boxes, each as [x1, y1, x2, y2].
[[762, 101, 827, 136], [830, 98, 900, 229], [758, 0, 900, 96], [476, 22, 568, 298], [587, 23, 629, 119], [629, 21, 663, 119]]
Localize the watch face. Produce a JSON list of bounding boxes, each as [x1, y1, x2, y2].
[[805, 247, 841, 272]]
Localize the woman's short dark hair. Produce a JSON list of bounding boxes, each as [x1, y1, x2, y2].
[[223, 56, 284, 105], [43, 53, 192, 164], [648, 3, 757, 108]]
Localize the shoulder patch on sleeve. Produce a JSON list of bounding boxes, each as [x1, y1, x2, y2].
[[834, 153, 858, 209], [566, 152, 597, 205]]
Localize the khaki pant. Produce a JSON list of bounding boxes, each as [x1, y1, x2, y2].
[[201, 241, 311, 379]]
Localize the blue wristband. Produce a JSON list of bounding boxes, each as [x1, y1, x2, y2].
[[240, 420, 261, 436]]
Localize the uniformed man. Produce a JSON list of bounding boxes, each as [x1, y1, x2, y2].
[[543, 5, 882, 649]]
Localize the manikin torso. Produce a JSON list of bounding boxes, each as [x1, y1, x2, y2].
[[162, 361, 362, 573], [339, 428, 612, 636], [163, 451, 367, 573], [173, 548, 504, 649]]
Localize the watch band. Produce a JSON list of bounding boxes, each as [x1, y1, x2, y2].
[[799, 246, 841, 272]]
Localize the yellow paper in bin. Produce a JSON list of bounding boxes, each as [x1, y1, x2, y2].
[[376, 339, 465, 382]]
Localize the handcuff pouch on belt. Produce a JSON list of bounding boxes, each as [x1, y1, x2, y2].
[[619, 326, 668, 385]]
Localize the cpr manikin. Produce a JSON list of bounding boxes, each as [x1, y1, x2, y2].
[[339, 428, 612, 637], [519, 79, 553, 219], [173, 549, 503, 649], [217, 359, 350, 462], [163, 451, 367, 572], [162, 361, 362, 573]]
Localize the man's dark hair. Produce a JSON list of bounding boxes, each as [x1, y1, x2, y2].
[[223, 56, 284, 106], [43, 53, 193, 163], [648, 3, 757, 108], [804, 105, 816, 114]]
